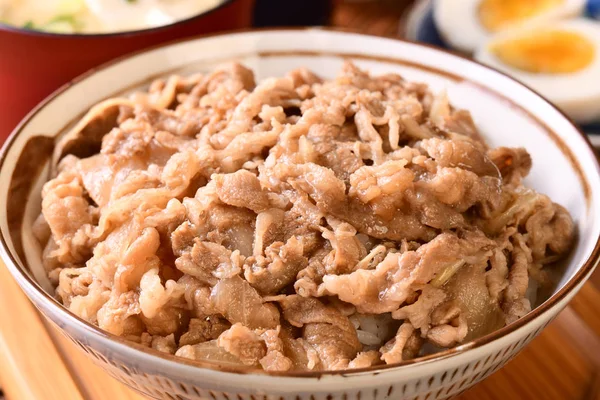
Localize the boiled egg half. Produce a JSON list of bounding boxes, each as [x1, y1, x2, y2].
[[434, 0, 586, 53], [475, 19, 600, 123]]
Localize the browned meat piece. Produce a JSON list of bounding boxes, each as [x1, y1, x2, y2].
[[279, 295, 362, 370], [406, 189, 466, 231], [104, 165, 163, 205], [504, 236, 531, 305], [175, 241, 234, 286], [420, 301, 468, 348], [210, 76, 297, 152], [502, 235, 533, 324], [306, 124, 365, 181], [177, 275, 216, 318], [100, 119, 156, 159], [76, 155, 116, 208], [281, 197, 323, 253], [121, 229, 162, 293], [478, 188, 531, 233], [206, 206, 255, 257], [161, 150, 203, 191], [217, 323, 266, 366], [320, 221, 367, 275], [179, 317, 230, 346], [286, 67, 323, 88], [252, 209, 285, 256], [244, 236, 308, 294], [418, 137, 499, 177], [184, 197, 256, 257], [487, 147, 532, 185], [171, 221, 201, 256], [215, 127, 282, 173], [391, 285, 447, 334], [132, 74, 205, 110], [52, 98, 132, 168], [348, 161, 414, 218], [95, 291, 142, 336], [486, 249, 509, 303], [141, 306, 189, 337], [416, 167, 502, 212], [302, 323, 359, 370], [216, 324, 293, 371], [380, 322, 423, 364], [426, 318, 468, 348], [348, 351, 382, 369], [176, 340, 243, 365], [66, 269, 93, 297], [443, 110, 487, 144], [211, 276, 280, 329], [294, 247, 331, 297], [504, 299, 532, 325], [207, 62, 256, 94], [41, 169, 95, 265], [320, 231, 494, 313], [136, 106, 203, 137], [525, 202, 575, 262], [479, 188, 573, 259], [258, 345, 293, 371], [151, 334, 177, 354], [258, 327, 293, 372], [213, 170, 270, 213], [177, 63, 255, 113], [278, 324, 321, 370], [328, 296, 357, 317]]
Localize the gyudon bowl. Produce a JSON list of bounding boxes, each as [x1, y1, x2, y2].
[[1, 29, 599, 400]]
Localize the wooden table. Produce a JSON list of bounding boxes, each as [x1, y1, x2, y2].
[[1, 1, 600, 399]]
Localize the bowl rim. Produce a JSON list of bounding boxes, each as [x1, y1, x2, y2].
[[0, 0, 236, 38], [1, 26, 600, 378]]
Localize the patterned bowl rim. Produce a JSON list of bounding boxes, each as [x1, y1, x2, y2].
[[1, 27, 599, 378]]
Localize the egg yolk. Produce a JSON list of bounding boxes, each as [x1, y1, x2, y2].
[[479, 0, 563, 32], [489, 30, 595, 74]]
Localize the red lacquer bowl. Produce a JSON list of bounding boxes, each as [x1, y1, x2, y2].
[[0, 0, 253, 141]]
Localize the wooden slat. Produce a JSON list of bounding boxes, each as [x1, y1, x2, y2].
[[0, 263, 85, 400], [459, 309, 595, 400], [585, 370, 600, 400], [569, 283, 600, 339], [47, 324, 147, 400]]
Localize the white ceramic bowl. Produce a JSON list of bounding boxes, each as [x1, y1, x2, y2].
[[1, 29, 599, 400]]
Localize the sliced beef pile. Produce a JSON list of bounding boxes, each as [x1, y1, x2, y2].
[[37, 62, 575, 371]]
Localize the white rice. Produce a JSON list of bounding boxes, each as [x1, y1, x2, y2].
[[356, 329, 382, 346], [352, 313, 397, 346]]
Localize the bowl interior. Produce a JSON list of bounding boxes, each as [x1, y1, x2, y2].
[[1, 29, 599, 371]]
